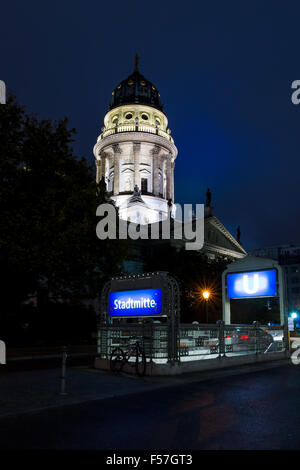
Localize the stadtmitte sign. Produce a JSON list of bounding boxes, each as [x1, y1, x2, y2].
[[109, 288, 162, 317]]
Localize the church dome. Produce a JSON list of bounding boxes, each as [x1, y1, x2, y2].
[[109, 55, 163, 112]]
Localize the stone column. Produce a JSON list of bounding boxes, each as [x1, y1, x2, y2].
[[100, 152, 108, 186], [112, 144, 121, 195], [96, 160, 102, 183], [153, 155, 159, 196], [171, 161, 175, 201], [166, 158, 172, 201], [133, 142, 141, 187], [152, 145, 160, 197]]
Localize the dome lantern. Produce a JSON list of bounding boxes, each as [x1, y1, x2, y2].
[[109, 55, 163, 112]]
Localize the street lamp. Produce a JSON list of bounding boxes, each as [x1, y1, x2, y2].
[[202, 290, 211, 323], [291, 312, 298, 319], [202, 290, 210, 300]]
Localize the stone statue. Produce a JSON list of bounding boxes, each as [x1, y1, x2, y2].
[[128, 185, 145, 205], [133, 184, 141, 197], [206, 188, 212, 207], [96, 176, 108, 202]]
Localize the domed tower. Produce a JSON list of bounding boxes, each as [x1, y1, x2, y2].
[[93, 55, 178, 224]]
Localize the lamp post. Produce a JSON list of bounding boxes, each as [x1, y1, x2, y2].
[[202, 290, 210, 323]]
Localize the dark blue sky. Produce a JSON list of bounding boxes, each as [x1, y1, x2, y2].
[[1, 0, 300, 250]]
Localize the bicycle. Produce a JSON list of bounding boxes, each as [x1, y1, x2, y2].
[[110, 336, 147, 376]]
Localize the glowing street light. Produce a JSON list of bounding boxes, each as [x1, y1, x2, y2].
[[202, 290, 210, 300], [291, 312, 298, 319], [202, 290, 211, 323]]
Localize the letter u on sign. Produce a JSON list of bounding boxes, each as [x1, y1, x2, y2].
[[227, 269, 277, 298], [242, 274, 259, 294]]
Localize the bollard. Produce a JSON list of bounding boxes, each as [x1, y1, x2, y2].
[[253, 321, 260, 355], [60, 346, 68, 395]]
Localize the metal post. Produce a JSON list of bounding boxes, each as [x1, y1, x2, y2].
[[217, 320, 225, 358], [97, 328, 101, 356], [60, 346, 68, 395], [253, 321, 260, 355], [284, 319, 290, 356]]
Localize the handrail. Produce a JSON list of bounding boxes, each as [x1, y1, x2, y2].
[[98, 123, 174, 143]]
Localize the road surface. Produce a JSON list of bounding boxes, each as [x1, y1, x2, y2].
[[0, 364, 299, 450]]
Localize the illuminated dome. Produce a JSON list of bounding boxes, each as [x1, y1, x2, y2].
[[109, 55, 163, 112]]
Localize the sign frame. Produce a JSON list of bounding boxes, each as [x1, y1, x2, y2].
[[226, 267, 278, 300], [222, 256, 286, 326]]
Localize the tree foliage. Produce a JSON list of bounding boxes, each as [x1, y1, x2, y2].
[[143, 242, 228, 323], [0, 95, 127, 342]]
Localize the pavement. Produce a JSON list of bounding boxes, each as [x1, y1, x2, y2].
[[0, 358, 292, 419], [0, 360, 300, 450]]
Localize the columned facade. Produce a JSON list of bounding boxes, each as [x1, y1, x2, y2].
[[94, 79, 178, 223], [93, 58, 247, 262]]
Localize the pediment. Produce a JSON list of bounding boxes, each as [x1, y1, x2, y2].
[[204, 216, 247, 256]]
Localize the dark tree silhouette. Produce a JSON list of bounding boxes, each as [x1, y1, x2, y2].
[[0, 95, 127, 344]]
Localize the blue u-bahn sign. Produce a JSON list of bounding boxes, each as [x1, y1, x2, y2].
[[108, 288, 162, 317], [227, 269, 277, 299]]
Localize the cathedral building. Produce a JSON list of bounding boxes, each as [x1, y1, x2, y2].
[[93, 57, 246, 262], [93, 56, 176, 225]]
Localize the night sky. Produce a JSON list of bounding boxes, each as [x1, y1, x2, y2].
[[1, 0, 300, 250]]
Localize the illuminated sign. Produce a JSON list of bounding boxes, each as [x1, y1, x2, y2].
[[227, 269, 277, 299], [108, 288, 162, 317]]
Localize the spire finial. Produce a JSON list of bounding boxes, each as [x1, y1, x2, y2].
[[206, 188, 212, 207], [134, 53, 139, 72]]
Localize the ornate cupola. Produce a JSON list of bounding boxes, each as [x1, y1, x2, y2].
[[93, 55, 178, 224], [109, 54, 163, 112]]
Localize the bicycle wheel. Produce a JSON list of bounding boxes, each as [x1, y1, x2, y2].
[[135, 346, 146, 376], [110, 347, 125, 373]]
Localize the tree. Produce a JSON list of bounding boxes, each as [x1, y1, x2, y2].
[[0, 95, 127, 343], [143, 242, 228, 323]]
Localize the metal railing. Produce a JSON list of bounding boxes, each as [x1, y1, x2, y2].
[[97, 322, 286, 364], [97, 123, 174, 143], [178, 323, 285, 362]]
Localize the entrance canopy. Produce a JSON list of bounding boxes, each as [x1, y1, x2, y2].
[[222, 256, 286, 325]]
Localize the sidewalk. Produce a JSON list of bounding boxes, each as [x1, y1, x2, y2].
[[0, 359, 291, 418]]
